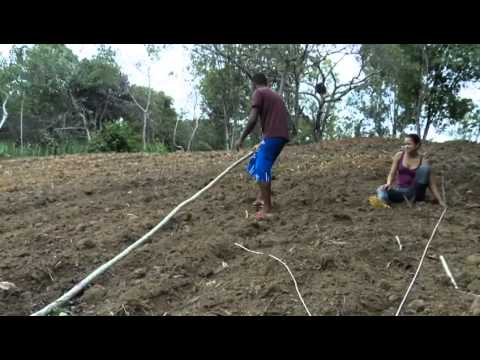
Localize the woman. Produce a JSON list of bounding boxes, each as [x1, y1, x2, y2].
[[377, 134, 446, 207]]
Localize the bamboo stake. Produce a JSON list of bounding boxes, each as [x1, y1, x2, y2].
[[439, 255, 458, 290]]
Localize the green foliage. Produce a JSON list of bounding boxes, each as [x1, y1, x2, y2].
[[360, 44, 480, 139], [0, 140, 89, 158], [88, 122, 140, 153], [455, 106, 480, 142], [144, 142, 169, 154]]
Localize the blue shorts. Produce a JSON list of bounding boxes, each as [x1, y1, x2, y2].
[[246, 137, 287, 183]]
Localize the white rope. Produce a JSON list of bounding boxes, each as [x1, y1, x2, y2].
[[234, 243, 264, 255], [31, 150, 255, 316], [395, 207, 447, 316], [234, 243, 312, 316]]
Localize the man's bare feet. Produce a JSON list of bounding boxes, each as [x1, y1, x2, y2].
[[252, 200, 264, 207], [255, 210, 275, 221]]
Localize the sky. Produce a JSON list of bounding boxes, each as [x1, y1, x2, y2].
[[1, 43, 479, 141]]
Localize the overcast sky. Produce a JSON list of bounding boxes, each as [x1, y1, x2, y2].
[[1, 44, 479, 141]]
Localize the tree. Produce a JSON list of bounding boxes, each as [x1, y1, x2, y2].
[[69, 45, 129, 141], [360, 44, 480, 140], [123, 85, 177, 149], [300, 45, 378, 141], [192, 44, 311, 137], [196, 64, 247, 150], [456, 106, 480, 142], [127, 44, 166, 151]]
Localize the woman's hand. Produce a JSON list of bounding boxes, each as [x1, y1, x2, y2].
[[381, 183, 392, 191]]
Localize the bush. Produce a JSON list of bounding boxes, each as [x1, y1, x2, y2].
[[145, 142, 169, 154], [88, 122, 140, 153]]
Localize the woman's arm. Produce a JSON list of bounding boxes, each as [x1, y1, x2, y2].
[[384, 152, 402, 189]]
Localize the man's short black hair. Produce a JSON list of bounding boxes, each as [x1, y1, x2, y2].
[[406, 133, 421, 145], [252, 73, 268, 86]]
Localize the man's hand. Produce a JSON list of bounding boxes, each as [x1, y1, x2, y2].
[[235, 139, 243, 151]]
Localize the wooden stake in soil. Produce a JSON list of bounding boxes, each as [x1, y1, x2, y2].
[[395, 235, 403, 251], [31, 150, 255, 316], [395, 208, 447, 316], [439, 255, 458, 290]]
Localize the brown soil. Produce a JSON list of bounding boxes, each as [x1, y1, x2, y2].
[[1, 138, 479, 316]]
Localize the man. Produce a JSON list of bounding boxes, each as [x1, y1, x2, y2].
[[235, 73, 290, 220]]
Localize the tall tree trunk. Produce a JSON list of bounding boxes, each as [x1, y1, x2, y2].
[[20, 94, 24, 152], [70, 93, 91, 141], [392, 86, 398, 137], [415, 45, 429, 137], [81, 113, 91, 142], [0, 90, 10, 130], [129, 68, 152, 152], [173, 118, 184, 151], [422, 107, 432, 141], [313, 103, 323, 142], [225, 122, 230, 151], [278, 70, 287, 97], [143, 111, 148, 151], [319, 101, 333, 141], [313, 111, 322, 142], [230, 120, 236, 151], [414, 94, 423, 137], [222, 103, 230, 151], [292, 74, 301, 138], [187, 117, 199, 152]]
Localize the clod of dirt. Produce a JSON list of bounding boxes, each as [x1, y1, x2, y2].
[[318, 254, 336, 270], [0, 281, 18, 291], [433, 274, 453, 288], [82, 284, 107, 303], [387, 294, 400, 303], [133, 268, 147, 279], [142, 195, 154, 203], [466, 221, 480, 230], [332, 213, 353, 222], [466, 254, 480, 266], [456, 271, 475, 287], [77, 239, 96, 250], [470, 297, 480, 316], [379, 280, 392, 291], [467, 279, 480, 293], [407, 299, 426, 313], [75, 223, 87, 233], [260, 283, 283, 298], [179, 212, 193, 222]]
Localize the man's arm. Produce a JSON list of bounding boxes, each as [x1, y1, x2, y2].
[[236, 107, 259, 150]]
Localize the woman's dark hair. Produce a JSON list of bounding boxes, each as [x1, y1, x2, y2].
[[252, 73, 268, 86], [406, 133, 421, 145]]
